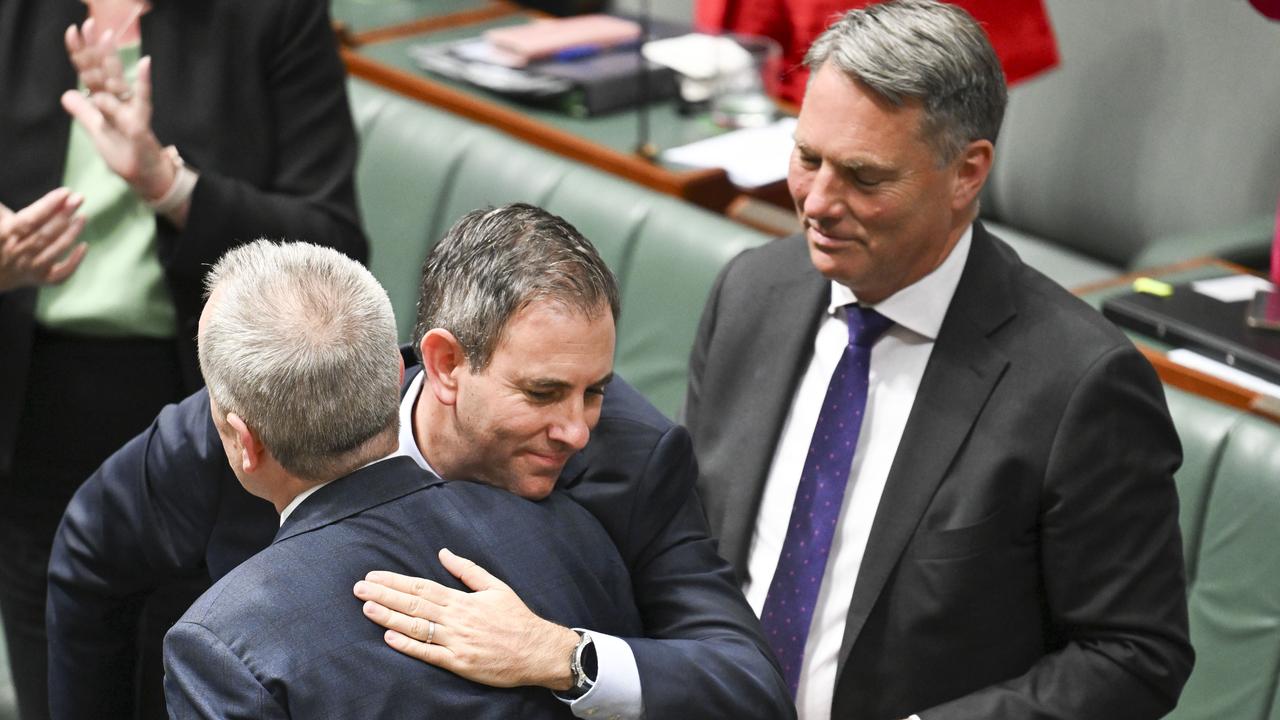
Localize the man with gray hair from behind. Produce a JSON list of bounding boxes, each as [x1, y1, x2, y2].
[[685, 1, 1193, 719], [162, 239, 641, 718]]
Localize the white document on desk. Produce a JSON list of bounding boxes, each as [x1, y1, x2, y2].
[[1167, 348, 1280, 400], [1190, 274, 1275, 303], [661, 117, 796, 188]]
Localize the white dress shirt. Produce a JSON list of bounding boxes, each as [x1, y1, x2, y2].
[[395, 372, 643, 720], [743, 226, 973, 720]]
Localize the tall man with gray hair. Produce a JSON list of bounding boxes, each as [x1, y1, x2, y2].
[[163, 239, 642, 718], [685, 1, 1194, 718]]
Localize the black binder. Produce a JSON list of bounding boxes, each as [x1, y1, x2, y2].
[[1102, 282, 1280, 384]]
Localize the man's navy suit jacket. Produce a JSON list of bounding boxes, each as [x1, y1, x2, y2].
[[49, 365, 791, 719], [163, 456, 640, 718]]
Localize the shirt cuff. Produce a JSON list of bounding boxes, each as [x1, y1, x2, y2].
[[556, 630, 644, 720]]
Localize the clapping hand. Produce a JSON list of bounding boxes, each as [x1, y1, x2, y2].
[[0, 189, 87, 292], [61, 18, 174, 206]]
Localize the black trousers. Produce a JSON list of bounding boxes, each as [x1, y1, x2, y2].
[[0, 328, 185, 720]]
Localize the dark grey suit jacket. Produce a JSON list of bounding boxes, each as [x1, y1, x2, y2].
[[163, 456, 641, 718], [685, 225, 1194, 719]]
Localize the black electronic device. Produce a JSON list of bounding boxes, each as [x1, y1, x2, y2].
[[1102, 281, 1280, 384]]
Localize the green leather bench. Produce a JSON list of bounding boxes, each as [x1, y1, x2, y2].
[[1163, 387, 1280, 720]]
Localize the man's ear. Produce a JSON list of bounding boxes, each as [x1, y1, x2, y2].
[[225, 412, 263, 474], [950, 139, 994, 213], [419, 329, 467, 406]]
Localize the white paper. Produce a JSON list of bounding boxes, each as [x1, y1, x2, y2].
[[641, 34, 753, 80], [661, 117, 796, 188], [1190, 274, 1275, 303], [1166, 348, 1280, 399]]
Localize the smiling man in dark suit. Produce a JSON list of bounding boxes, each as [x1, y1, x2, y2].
[[162, 239, 641, 718], [684, 2, 1194, 718]]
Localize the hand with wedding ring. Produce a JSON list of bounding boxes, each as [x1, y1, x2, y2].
[[0, 188, 88, 293], [353, 548, 581, 691]]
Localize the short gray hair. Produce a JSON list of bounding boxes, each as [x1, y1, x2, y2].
[[806, 0, 1007, 163], [199, 240, 401, 482], [412, 203, 619, 370]]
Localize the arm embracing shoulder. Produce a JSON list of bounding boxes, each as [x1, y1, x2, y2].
[[48, 389, 276, 719], [622, 425, 794, 720]]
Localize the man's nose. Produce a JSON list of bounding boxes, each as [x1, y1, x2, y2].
[[802, 166, 844, 224], [548, 399, 591, 452]]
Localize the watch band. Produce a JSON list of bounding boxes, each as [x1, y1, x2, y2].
[[146, 146, 198, 216], [565, 629, 596, 700]]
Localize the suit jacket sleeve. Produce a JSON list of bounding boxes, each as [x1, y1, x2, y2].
[[161, 0, 366, 279], [618, 426, 794, 720], [47, 390, 277, 720], [164, 621, 288, 720], [920, 345, 1193, 719]]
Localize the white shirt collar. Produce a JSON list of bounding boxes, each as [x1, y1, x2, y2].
[[278, 480, 334, 526], [827, 224, 973, 341], [277, 451, 406, 526], [394, 370, 439, 476]]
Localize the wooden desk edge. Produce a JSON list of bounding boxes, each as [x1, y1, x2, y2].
[[349, 2, 522, 47], [342, 49, 737, 211]]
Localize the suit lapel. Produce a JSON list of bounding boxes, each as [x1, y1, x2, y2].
[[275, 457, 441, 543], [836, 225, 1017, 669], [715, 239, 830, 574]]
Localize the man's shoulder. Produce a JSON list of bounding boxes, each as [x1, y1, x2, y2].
[[975, 225, 1139, 371], [719, 233, 811, 286]]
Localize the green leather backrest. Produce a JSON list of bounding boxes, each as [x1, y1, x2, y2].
[[545, 167, 771, 416], [350, 79, 484, 341], [1168, 412, 1280, 720], [347, 79, 771, 416], [1163, 386, 1242, 585], [1161, 387, 1280, 720], [617, 197, 770, 417]]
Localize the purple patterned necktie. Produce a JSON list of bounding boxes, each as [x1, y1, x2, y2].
[[760, 304, 893, 697]]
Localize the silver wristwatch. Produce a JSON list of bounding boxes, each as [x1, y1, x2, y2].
[[565, 629, 597, 699]]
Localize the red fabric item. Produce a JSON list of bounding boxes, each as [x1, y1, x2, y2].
[[695, 0, 1059, 104], [1250, 0, 1280, 20]]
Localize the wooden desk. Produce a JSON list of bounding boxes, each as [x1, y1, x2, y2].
[[341, 11, 776, 212], [1074, 258, 1280, 422]]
